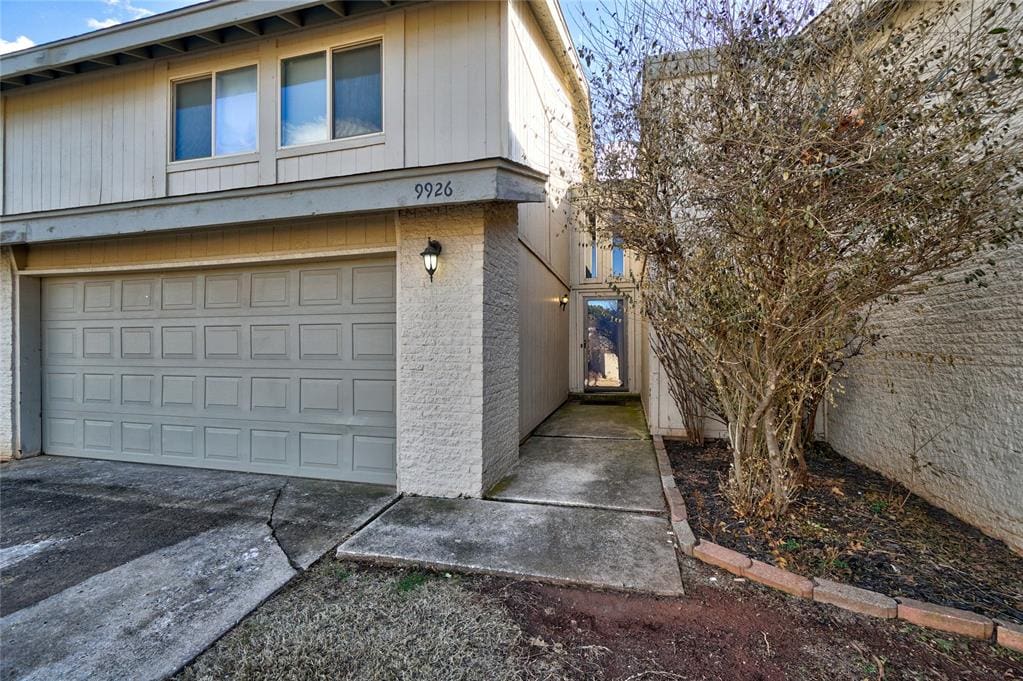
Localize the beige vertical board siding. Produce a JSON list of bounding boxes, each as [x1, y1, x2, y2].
[[518, 244, 569, 437], [507, 0, 579, 282], [3, 95, 12, 214], [1, 4, 516, 217], [641, 338, 729, 439], [167, 161, 260, 196], [20, 213, 396, 272], [0, 9, 413, 215], [506, 1, 584, 435], [0, 92, 5, 213], [404, 2, 503, 168], [3, 62, 158, 214]]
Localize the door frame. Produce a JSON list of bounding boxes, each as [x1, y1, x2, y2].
[[581, 294, 629, 393]]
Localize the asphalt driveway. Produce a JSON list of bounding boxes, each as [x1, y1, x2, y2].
[[0, 456, 396, 681]]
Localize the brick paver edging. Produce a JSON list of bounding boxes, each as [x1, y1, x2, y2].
[[650, 435, 1022, 653]]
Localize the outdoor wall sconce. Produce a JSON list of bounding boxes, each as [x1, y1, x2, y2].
[[421, 238, 442, 282], [559, 294, 569, 310]]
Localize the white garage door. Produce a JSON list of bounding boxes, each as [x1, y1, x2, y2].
[[40, 257, 397, 485]]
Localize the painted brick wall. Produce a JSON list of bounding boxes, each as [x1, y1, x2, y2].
[[395, 204, 519, 498], [0, 247, 15, 460], [481, 205, 520, 490], [828, 244, 1023, 553]]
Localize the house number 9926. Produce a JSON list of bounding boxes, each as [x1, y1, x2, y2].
[[414, 180, 454, 199]]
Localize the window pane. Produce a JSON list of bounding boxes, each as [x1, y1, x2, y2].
[[282, 53, 327, 146], [611, 236, 625, 277], [174, 78, 211, 161], [215, 66, 257, 155], [332, 44, 382, 139]]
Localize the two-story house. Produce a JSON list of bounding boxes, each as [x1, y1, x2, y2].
[[0, 0, 593, 499]]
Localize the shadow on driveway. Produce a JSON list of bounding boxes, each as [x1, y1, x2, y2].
[[0, 456, 395, 681]]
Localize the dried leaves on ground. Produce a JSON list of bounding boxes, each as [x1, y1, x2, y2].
[[667, 438, 1023, 624], [176, 559, 1023, 681]]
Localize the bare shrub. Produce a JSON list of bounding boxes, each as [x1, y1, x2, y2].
[[574, 0, 1022, 516]]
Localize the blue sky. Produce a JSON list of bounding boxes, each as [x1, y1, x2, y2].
[[0, 0, 596, 55], [0, 0, 202, 52]]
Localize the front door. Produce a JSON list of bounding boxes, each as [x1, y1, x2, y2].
[[584, 298, 627, 391]]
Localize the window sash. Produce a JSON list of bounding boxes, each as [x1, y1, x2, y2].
[[280, 40, 383, 149], [281, 52, 328, 147], [215, 66, 258, 156], [173, 77, 212, 162], [332, 43, 382, 139], [172, 65, 258, 162]]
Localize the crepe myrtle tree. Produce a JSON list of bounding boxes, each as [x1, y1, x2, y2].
[[573, 0, 1022, 516]]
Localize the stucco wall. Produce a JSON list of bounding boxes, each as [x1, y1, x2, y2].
[[395, 204, 519, 498], [828, 244, 1023, 553], [0, 247, 14, 460]]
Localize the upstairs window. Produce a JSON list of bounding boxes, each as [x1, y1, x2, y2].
[[281, 42, 382, 148], [172, 65, 257, 161], [585, 216, 598, 279], [611, 235, 625, 277], [281, 52, 327, 146]]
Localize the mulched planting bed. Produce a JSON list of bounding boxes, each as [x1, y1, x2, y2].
[[666, 438, 1023, 625]]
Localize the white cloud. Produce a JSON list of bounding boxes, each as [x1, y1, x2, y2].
[[87, 0, 158, 32], [105, 0, 155, 20], [0, 35, 35, 55], [86, 18, 122, 30]]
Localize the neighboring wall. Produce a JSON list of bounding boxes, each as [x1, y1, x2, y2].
[[828, 245, 1023, 553], [1, 3, 502, 216], [508, 0, 579, 435]]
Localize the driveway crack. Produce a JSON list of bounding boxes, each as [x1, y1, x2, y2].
[[267, 481, 301, 573]]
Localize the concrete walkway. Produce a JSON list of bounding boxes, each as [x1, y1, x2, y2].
[[489, 435, 664, 512], [338, 400, 684, 595]]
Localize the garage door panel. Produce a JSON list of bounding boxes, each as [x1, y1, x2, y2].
[[40, 265, 397, 322], [45, 367, 394, 425], [42, 409, 395, 484], [41, 258, 397, 485], [43, 316, 395, 369]]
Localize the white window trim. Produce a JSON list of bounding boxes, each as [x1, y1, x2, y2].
[[168, 63, 260, 165], [277, 37, 385, 153]]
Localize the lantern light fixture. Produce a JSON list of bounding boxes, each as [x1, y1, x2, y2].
[[559, 293, 569, 310], [420, 238, 442, 282]]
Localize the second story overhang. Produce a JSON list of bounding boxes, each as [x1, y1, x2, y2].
[[0, 158, 547, 245]]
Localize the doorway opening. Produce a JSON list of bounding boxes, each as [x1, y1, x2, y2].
[[584, 297, 627, 391]]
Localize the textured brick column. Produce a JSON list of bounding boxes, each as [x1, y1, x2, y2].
[[0, 248, 14, 460], [395, 204, 519, 497]]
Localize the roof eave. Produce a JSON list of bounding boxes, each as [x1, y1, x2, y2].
[[1, 0, 416, 90]]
